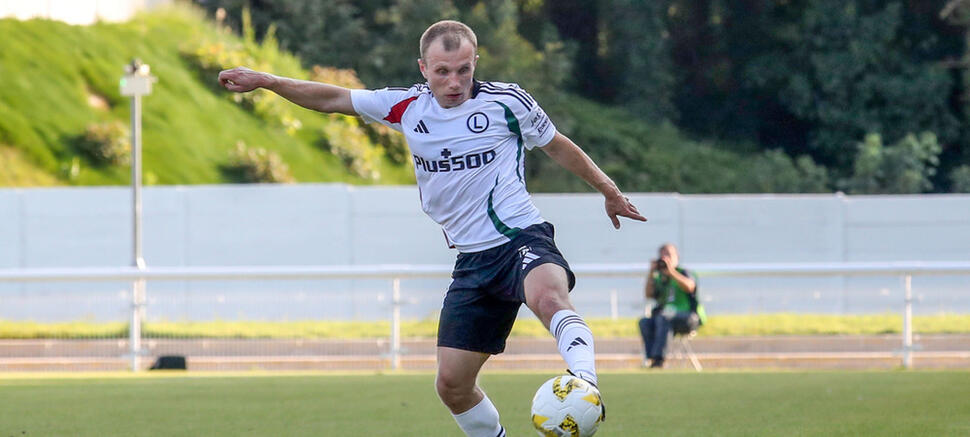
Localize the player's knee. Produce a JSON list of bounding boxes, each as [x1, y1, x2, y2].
[[530, 286, 571, 315], [435, 368, 473, 399]]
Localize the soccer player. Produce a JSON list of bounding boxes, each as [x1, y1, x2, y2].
[[219, 20, 646, 437]]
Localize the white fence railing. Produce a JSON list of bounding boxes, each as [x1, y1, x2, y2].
[[2, 261, 969, 371]]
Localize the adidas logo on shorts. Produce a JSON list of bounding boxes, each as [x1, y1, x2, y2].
[[519, 245, 539, 270]]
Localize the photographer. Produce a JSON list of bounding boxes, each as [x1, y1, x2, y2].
[[638, 243, 705, 368]]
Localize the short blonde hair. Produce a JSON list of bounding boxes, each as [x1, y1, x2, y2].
[[420, 20, 477, 59]]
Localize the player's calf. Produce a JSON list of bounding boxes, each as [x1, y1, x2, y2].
[[550, 309, 598, 386]]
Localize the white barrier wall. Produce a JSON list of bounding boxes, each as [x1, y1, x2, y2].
[[0, 185, 968, 319], [12, 186, 969, 268]]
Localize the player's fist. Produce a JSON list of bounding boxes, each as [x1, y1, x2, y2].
[[218, 67, 271, 93]]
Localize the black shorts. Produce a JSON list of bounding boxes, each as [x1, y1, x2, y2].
[[437, 222, 576, 355]]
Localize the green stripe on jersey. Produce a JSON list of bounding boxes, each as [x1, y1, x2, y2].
[[493, 101, 524, 182], [487, 177, 520, 238]]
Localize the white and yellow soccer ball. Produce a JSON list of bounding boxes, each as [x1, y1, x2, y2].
[[530, 374, 603, 437]]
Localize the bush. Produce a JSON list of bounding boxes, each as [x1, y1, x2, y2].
[[319, 116, 382, 180], [183, 7, 305, 135], [841, 132, 941, 194], [529, 94, 833, 194], [223, 141, 294, 183], [76, 121, 130, 166], [951, 165, 970, 193], [311, 66, 409, 167], [740, 149, 830, 193]]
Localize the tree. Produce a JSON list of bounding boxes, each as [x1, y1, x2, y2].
[[602, 0, 677, 121], [460, 0, 569, 97], [197, 0, 369, 73], [747, 1, 959, 174]]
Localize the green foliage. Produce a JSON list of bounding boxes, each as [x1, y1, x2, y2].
[[942, 0, 970, 148], [183, 10, 400, 182], [317, 116, 383, 180], [740, 149, 831, 193], [373, 0, 460, 85], [9, 2, 963, 193], [747, 1, 959, 171], [841, 132, 941, 194], [75, 121, 130, 166], [183, 10, 304, 135], [462, 0, 570, 96], [530, 94, 830, 193], [223, 141, 295, 183], [950, 165, 970, 193], [602, 0, 677, 121], [198, 0, 384, 84], [194, 0, 970, 193], [197, 0, 570, 91], [196, 0, 858, 193], [310, 66, 408, 177]]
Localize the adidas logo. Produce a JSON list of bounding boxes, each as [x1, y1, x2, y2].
[[567, 337, 588, 351], [413, 120, 430, 134], [519, 246, 539, 270]]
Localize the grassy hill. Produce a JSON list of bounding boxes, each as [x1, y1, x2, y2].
[[0, 5, 413, 186]]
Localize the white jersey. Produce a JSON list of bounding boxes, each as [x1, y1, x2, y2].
[[351, 80, 557, 252]]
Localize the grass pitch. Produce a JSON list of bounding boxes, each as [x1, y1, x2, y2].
[[1, 370, 968, 436]]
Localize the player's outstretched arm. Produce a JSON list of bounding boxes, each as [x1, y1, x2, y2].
[[218, 66, 356, 115], [541, 132, 647, 229]]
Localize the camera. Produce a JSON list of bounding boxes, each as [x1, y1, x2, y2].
[[656, 260, 667, 270]]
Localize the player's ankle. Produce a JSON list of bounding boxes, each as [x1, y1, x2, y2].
[[567, 368, 598, 387]]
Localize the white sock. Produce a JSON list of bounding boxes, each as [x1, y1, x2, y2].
[[550, 309, 598, 385], [452, 394, 506, 437]]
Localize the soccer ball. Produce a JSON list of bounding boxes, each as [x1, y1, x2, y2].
[[530, 374, 603, 437]]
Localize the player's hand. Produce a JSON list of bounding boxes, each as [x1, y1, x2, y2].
[[218, 67, 272, 93], [659, 255, 675, 274], [605, 194, 647, 229]]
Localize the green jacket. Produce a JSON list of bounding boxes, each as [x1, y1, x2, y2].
[[651, 267, 707, 325]]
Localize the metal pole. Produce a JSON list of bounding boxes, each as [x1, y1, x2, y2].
[[130, 280, 144, 371], [390, 278, 401, 370], [902, 274, 913, 369], [132, 92, 143, 270], [129, 92, 146, 372]]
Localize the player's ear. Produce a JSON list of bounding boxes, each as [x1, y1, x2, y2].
[[418, 58, 428, 79]]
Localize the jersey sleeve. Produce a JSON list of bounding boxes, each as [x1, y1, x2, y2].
[[350, 86, 422, 132], [510, 85, 557, 150]]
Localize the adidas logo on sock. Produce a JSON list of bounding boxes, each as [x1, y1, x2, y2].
[[567, 337, 588, 351]]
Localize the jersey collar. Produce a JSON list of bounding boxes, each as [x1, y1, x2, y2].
[[471, 79, 483, 99]]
